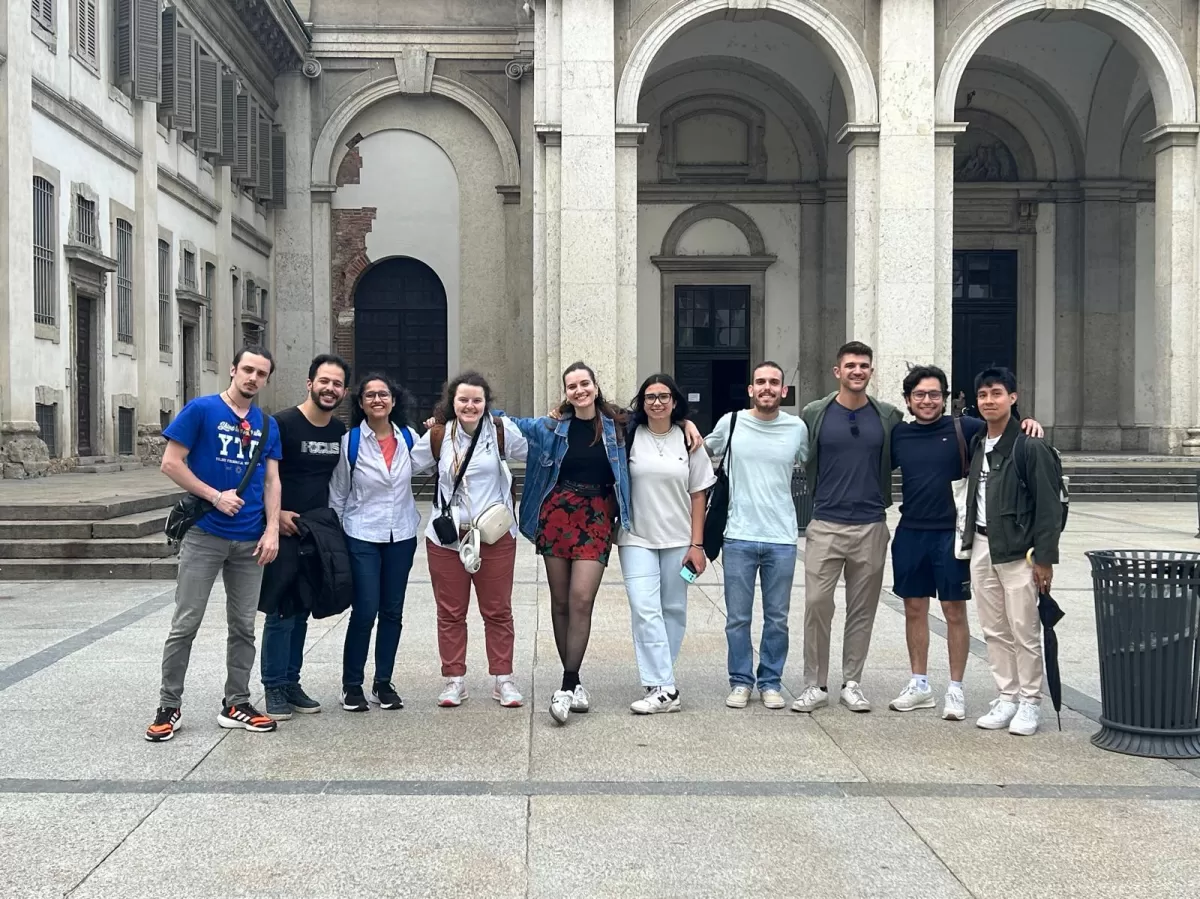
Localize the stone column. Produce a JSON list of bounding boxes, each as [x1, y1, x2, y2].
[[532, 0, 562, 411], [797, 197, 825, 399], [1053, 193, 1083, 450], [1133, 200, 1156, 428], [558, 0, 619, 396], [872, 0, 938, 408], [271, 72, 317, 406], [614, 131, 642, 403], [1080, 184, 1122, 449], [1147, 126, 1199, 454], [133, 100, 163, 458], [840, 127, 878, 361], [0, 0, 48, 476], [1033, 202, 1056, 426], [934, 124, 966, 375]]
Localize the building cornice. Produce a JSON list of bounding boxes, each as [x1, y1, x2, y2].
[[310, 25, 530, 60], [158, 167, 221, 223], [233, 214, 273, 257], [32, 79, 141, 172]]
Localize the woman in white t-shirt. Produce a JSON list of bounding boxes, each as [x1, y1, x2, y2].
[[617, 374, 716, 714], [409, 372, 529, 710]]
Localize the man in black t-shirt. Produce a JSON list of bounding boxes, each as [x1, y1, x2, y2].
[[260, 354, 349, 719]]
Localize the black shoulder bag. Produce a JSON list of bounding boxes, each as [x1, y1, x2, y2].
[[431, 422, 483, 545], [164, 415, 272, 551], [702, 411, 738, 561]]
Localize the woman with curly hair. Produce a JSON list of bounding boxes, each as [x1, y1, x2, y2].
[[618, 373, 715, 714], [409, 371, 529, 709], [327, 373, 420, 714]]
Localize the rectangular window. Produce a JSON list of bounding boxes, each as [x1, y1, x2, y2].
[[75, 195, 96, 247], [115, 219, 134, 342], [32, 0, 55, 34], [33, 176, 56, 326], [35, 403, 58, 457], [118, 406, 134, 455], [159, 409, 172, 432], [182, 249, 196, 289], [72, 0, 98, 69], [242, 322, 262, 347], [157, 238, 171, 352], [243, 278, 256, 315], [203, 262, 215, 361]]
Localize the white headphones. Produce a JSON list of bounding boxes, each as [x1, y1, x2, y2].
[[459, 526, 482, 574]]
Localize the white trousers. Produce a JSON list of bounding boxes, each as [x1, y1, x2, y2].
[[618, 544, 690, 688]]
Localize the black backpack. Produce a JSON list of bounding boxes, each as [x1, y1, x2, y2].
[[1012, 434, 1069, 530]]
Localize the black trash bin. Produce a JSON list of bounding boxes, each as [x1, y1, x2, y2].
[[1086, 550, 1200, 759], [792, 468, 814, 537]]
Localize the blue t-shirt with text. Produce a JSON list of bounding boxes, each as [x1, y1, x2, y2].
[[163, 394, 283, 541]]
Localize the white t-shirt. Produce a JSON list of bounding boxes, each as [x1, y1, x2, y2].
[[977, 434, 1000, 525], [409, 416, 529, 548], [618, 425, 717, 550]]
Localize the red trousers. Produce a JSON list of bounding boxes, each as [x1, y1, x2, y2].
[[426, 535, 517, 677]]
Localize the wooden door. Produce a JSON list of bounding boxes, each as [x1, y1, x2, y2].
[[952, 251, 1018, 399], [75, 297, 93, 456]]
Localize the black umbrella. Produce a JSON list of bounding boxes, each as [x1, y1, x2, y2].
[[1038, 591, 1065, 730]]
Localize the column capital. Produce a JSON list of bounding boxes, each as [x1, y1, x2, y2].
[[615, 123, 648, 147], [935, 122, 969, 147], [1143, 123, 1200, 151], [535, 123, 562, 147], [310, 183, 336, 204], [836, 123, 880, 148]]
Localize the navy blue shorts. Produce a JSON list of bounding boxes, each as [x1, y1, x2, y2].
[[891, 527, 970, 602]]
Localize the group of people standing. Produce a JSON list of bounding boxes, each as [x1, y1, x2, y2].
[[145, 338, 1061, 743]]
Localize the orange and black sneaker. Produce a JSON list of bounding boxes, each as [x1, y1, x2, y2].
[[145, 707, 181, 742], [217, 701, 277, 733]]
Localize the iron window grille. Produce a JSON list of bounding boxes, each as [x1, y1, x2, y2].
[[33, 177, 56, 326], [118, 407, 135, 456], [116, 219, 134, 343], [157, 239, 171, 352], [35, 403, 58, 458]]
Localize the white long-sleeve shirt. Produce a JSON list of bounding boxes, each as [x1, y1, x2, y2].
[[409, 416, 528, 548], [328, 421, 422, 543]]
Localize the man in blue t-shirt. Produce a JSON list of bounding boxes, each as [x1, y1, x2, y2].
[[887, 365, 1040, 722], [145, 346, 283, 743]]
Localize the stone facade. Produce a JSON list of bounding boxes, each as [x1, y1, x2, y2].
[[7, 0, 1200, 471]]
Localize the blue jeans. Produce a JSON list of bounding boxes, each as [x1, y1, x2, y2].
[[260, 611, 309, 689], [722, 538, 797, 691], [342, 535, 417, 688]]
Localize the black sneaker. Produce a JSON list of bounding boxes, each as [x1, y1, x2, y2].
[[370, 681, 404, 710], [217, 701, 277, 733], [264, 686, 293, 721], [145, 706, 181, 742], [285, 683, 322, 714], [341, 686, 369, 712]]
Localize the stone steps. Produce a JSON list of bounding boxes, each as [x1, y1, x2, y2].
[[0, 558, 178, 580], [0, 536, 176, 560], [75, 455, 144, 474]]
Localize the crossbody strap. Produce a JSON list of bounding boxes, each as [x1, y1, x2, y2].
[[234, 413, 270, 497], [442, 421, 483, 514], [952, 415, 968, 479]]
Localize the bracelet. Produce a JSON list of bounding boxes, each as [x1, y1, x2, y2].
[[691, 543, 703, 549], [213, 490, 223, 505]]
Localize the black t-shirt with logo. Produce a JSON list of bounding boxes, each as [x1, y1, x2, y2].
[[275, 406, 346, 514]]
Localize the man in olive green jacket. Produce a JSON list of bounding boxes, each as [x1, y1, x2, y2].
[[792, 341, 903, 715], [961, 367, 1061, 737]]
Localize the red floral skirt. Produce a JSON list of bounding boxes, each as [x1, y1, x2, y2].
[[535, 486, 616, 565]]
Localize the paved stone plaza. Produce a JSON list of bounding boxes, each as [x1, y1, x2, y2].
[[2, 501, 1200, 898]]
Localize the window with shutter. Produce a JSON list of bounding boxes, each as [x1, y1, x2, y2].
[[270, 129, 287, 209], [32, 0, 55, 33], [256, 112, 273, 202], [72, 0, 98, 69], [160, 7, 177, 115], [132, 0, 161, 102], [235, 94, 258, 186], [220, 73, 238, 166], [197, 52, 221, 156], [114, 0, 132, 86], [174, 29, 196, 132]]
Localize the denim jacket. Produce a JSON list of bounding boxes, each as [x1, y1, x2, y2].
[[502, 412, 632, 542]]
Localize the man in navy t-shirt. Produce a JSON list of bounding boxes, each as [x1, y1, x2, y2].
[[888, 365, 1039, 722], [145, 345, 283, 743]]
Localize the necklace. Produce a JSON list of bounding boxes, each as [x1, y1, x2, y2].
[[222, 389, 249, 419], [647, 425, 673, 457]]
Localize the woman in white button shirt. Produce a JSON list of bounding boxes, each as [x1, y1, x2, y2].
[[328, 373, 421, 714], [618, 374, 716, 715], [409, 371, 529, 709]]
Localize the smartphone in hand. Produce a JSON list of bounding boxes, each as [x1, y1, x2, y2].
[[680, 559, 698, 584]]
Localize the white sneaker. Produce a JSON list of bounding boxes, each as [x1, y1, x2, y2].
[[438, 678, 468, 707], [1008, 701, 1041, 736], [725, 686, 752, 709], [631, 687, 681, 715], [492, 677, 523, 708], [570, 684, 590, 713], [942, 686, 966, 721], [549, 689, 573, 724], [760, 688, 786, 710], [889, 680, 935, 712], [976, 698, 1020, 730], [791, 685, 829, 713], [839, 680, 872, 712]]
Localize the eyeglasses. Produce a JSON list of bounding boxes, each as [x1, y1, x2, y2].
[[910, 390, 944, 401], [363, 391, 391, 401], [238, 418, 252, 448], [848, 410, 859, 439], [644, 393, 672, 405]]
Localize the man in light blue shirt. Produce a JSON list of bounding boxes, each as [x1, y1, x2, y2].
[[705, 361, 809, 710]]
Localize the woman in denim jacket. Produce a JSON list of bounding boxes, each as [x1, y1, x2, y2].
[[503, 362, 633, 724]]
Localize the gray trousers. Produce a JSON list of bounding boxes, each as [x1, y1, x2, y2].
[[159, 528, 263, 708]]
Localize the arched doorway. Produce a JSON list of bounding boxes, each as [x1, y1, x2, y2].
[[353, 257, 448, 420]]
